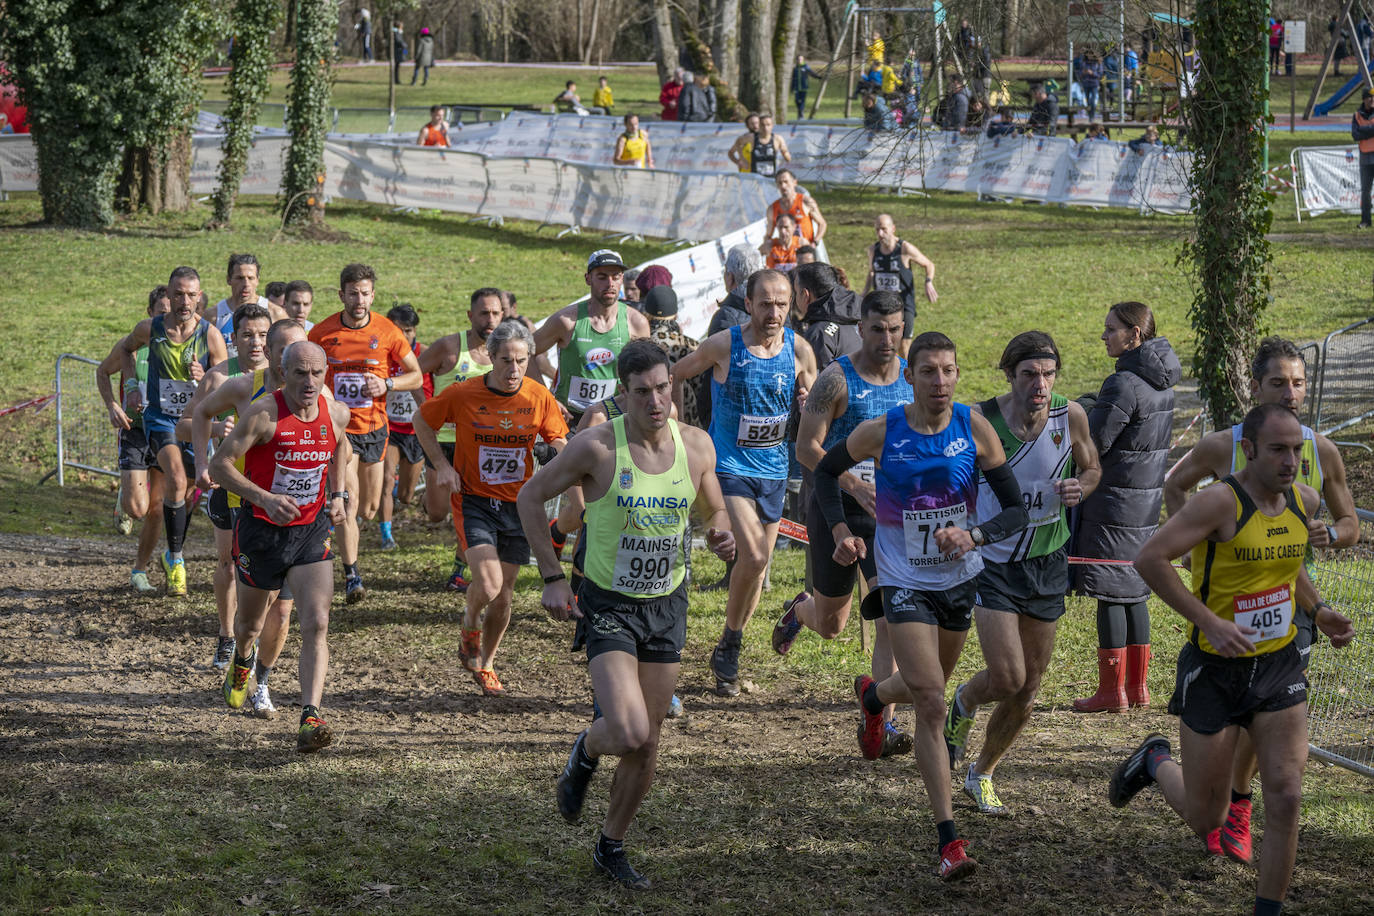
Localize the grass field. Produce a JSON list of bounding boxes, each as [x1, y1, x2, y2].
[[1, 62, 1372, 915]]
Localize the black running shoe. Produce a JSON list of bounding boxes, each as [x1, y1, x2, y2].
[[709, 642, 740, 697], [557, 730, 598, 823], [1109, 733, 1171, 808], [593, 845, 652, 890]]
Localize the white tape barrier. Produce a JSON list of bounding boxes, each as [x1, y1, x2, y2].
[[1294, 146, 1366, 217]]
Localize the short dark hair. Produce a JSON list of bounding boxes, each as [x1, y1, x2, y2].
[[794, 262, 838, 300], [147, 285, 169, 311], [340, 263, 377, 289], [860, 290, 904, 319], [775, 167, 796, 182], [284, 279, 313, 299], [470, 287, 503, 308], [1108, 301, 1156, 340], [267, 317, 303, 351], [616, 338, 671, 387], [795, 245, 817, 260], [1250, 336, 1305, 383], [1241, 402, 1299, 448], [387, 303, 420, 329], [746, 268, 790, 300], [999, 330, 1061, 376], [168, 266, 200, 286], [232, 302, 272, 334], [227, 253, 259, 279], [566, 80, 576, 88], [776, 211, 796, 226], [430, 104, 444, 115], [908, 330, 956, 363], [265, 281, 287, 300]]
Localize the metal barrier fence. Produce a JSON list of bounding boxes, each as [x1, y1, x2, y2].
[[1313, 316, 1374, 440], [1307, 508, 1374, 777], [198, 101, 516, 134], [52, 353, 117, 486]]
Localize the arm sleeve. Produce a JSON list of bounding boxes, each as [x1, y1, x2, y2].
[[978, 462, 1030, 544], [813, 440, 861, 530]]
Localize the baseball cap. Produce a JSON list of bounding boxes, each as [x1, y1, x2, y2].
[[642, 285, 678, 318], [586, 249, 626, 271]]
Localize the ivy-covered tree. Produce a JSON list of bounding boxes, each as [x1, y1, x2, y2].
[[210, 0, 284, 227], [1181, 1, 1273, 425], [281, 0, 334, 226], [0, 0, 217, 228]]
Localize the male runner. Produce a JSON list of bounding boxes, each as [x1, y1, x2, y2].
[[1162, 336, 1360, 862], [281, 280, 315, 330], [212, 254, 278, 360], [308, 263, 423, 602], [180, 303, 272, 668], [862, 213, 938, 347], [747, 112, 792, 178], [414, 320, 569, 696], [671, 268, 818, 696], [726, 112, 762, 171], [378, 303, 433, 550], [517, 340, 736, 890], [812, 331, 1028, 880], [1111, 403, 1354, 916], [191, 318, 311, 715], [418, 287, 503, 589], [211, 341, 352, 752], [942, 332, 1101, 814], [775, 291, 912, 755], [110, 266, 229, 596], [97, 285, 171, 594], [765, 169, 826, 245]]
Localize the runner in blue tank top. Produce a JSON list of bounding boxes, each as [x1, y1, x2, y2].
[[813, 331, 1028, 882], [777, 292, 914, 756], [671, 269, 818, 697]]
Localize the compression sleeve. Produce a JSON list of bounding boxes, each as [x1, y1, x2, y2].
[[814, 440, 861, 530], [978, 462, 1030, 544]]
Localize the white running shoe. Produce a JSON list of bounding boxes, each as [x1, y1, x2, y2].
[[250, 683, 277, 719]]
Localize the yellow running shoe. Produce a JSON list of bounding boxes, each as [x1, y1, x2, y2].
[[161, 551, 188, 597], [222, 646, 255, 709]]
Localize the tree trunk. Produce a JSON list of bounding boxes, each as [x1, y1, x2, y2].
[[285, 0, 297, 47], [210, 0, 282, 226], [115, 132, 192, 216], [583, 0, 602, 65], [32, 123, 121, 228], [739, 0, 778, 113], [650, 0, 676, 83], [773, 0, 804, 120], [1002, 0, 1020, 57], [283, 0, 334, 226], [712, 0, 740, 88]]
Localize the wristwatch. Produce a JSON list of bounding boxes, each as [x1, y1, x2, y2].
[[969, 526, 985, 547], [330, 490, 350, 503], [385, 377, 395, 391]]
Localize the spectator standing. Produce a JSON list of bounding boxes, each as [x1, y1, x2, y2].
[[958, 18, 976, 65], [791, 56, 822, 120], [417, 105, 450, 146], [940, 76, 970, 131], [1103, 47, 1120, 108], [1354, 89, 1374, 229], [678, 71, 717, 122], [356, 9, 373, 62], [1268, 19, 1283, 76], [411, 27, 434, 86], [660, 69, 684, 121], [1028, 83, 1059, 135], [1360, 16, 1373, 63], [592, 76, 614, 116], [971, 37, 992, 98], [392, 25, 408, 85], [862, 91, 897, 131], [1070, 301, 1180, 714], [613, 113, 652, 168], [1078, 50, 1103, 122], [1123, 42, 1138, 102]]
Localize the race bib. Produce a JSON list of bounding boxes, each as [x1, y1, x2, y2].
[[386, 389, 417, 424], [271, 463, 324, 506], [756, 161, 776, 177], [1021, 480, 1062, 528], [1233, 584, 1294, 644], [612, 532, 682, 596], [736, 413, 787, 449], [158, 378, 195, 417], [874, 273, 901, 292], [478, 445, 526, 485], [568, 376, 616, 411], [333, 372, 372, 409], [902, 503, 968, 566]]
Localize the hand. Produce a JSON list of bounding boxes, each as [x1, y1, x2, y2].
[[1306, 517, 1331, 548], [934, 525, 975, 559], [795, 383, 809, 411], [189, 361, 205, 382], [924, 279, 938, 303], [195, 465, 216, 492], [542, 579, 578, 620], [436, 464, 460, 494], [1055, 477, 1084, 507], [214, 417, 235, 438], [328, 496, 347, 526], [260, 493, 302, 526], [1315, 605, 1356, 648], [1201, 616, 1258, 659], [366, 374, 388, 398], [107, 403, 132, 431], [125, 388, 145, 416], [830, 523, 866, 566], [706, 526, 735, 562], [841, 474, 877, 517]]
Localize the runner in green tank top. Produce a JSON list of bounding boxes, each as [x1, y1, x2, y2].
[[942, 332, 1101, 816], [517, 340, 733, 892]]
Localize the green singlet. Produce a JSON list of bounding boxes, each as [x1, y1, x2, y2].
[[553, 301, 630, 416], [976, 393, 1074, 564], [435, 346, 492, 445]]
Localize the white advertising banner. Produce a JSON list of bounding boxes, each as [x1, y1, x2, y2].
[[1135, 148, 1193, 214], [1296, 146, 1363, 216], [0, 135, 39, 192]]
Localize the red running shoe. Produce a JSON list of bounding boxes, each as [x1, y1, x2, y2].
[[938, 838, 978, 881], [1219, 798, 1252, 863], [854, 675, 885, 760]]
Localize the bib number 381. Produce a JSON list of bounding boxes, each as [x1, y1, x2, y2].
[[159, 379, 195, 417], [1233, 584, 1294, 644]]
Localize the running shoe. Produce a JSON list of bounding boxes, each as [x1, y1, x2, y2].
[[223, 646, 256, 709], [459, 628, 482, 672], [474, 667, 504, 696], [592, 845, 652, 890], [879, 720, 913, 758], [944, 683, 975, 767], [550, 519, 567, 559], [854, 675, 886, 760], [249, 683, 277, 719], [963, 766, 1007, 815], [666, 695, 683, 719], [557, 729, 599, 824], [771, 591, 809, 656], [161, 551, 187, 597], [938, 838, 978, 881], [130, 569, 157, 595], [1109, 733, 1171, 808], [380, 535, 398, 551], [212, 635, 236, 670], [296, 711, 333, 753], [446, 559, 470, 593], [709, 642, 740, 697], [1217, 798, 1253, 863], [344, 574, 366, 605]]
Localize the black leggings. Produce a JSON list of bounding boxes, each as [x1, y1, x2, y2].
[[1097, 599, 1150, 649]]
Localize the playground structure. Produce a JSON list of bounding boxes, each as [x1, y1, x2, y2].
[[1305, 0, 1374, 119], [808, 2, 954, 120]]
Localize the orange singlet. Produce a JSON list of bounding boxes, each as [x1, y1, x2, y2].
[[420, 123, 449, 147], [308, 311, 413, 435], [769, 193, 816, 243]]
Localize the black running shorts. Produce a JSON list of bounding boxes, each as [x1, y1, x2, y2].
[[347, 427, 389, 464], [806, 493, 876, 599], [233, 510, 333, 592], [118, 426, 156, 471], [579, 577, 688, 664], [424, 440, 456, 471], [975, 546, 1069, 622], [207, 487, 238, 531], [145, 427, 195, 476], [882, 578, 977, 631], [461, 494, 530, 566], [388, 429, 424, 465], [1167, 641, 1307, 735]]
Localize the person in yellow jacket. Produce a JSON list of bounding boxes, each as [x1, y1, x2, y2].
[[593, 76, 615, 116], [613, 113, 653, 168]]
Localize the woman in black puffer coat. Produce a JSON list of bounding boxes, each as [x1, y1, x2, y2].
[[1071, 301, 1181, 713]]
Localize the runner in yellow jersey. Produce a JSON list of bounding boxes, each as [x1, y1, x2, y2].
[[1113, 404, 1354, 916]]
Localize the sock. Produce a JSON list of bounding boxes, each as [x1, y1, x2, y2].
[[254, 660, 272, 687], [1232, 789, 1252, 805], [233, 652, 252, 669], [597, 832, 623, 857], [576, 730, 598, 765], [936, 819, 958, 851], [1253, 897, 1282, 916], [163, 500, 188, 557], [344, 563, 359, 578], [301, 705, 320, 724], [719, 626, 742, 649], [379, 521, 393, 540], [1145, 744, 1173, 779], [862, 681, 884, 716]]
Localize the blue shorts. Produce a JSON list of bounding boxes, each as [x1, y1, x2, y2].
[[717, 472, 786, 525], [145, 426, 195, 477]]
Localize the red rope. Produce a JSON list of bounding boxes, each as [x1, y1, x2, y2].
[[0, 393, 55, 419]]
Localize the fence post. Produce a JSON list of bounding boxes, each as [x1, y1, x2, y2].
[[54, 354, 66, 487]]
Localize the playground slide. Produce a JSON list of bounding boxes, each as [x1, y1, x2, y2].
[[1312, 62, 1374, 117]]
